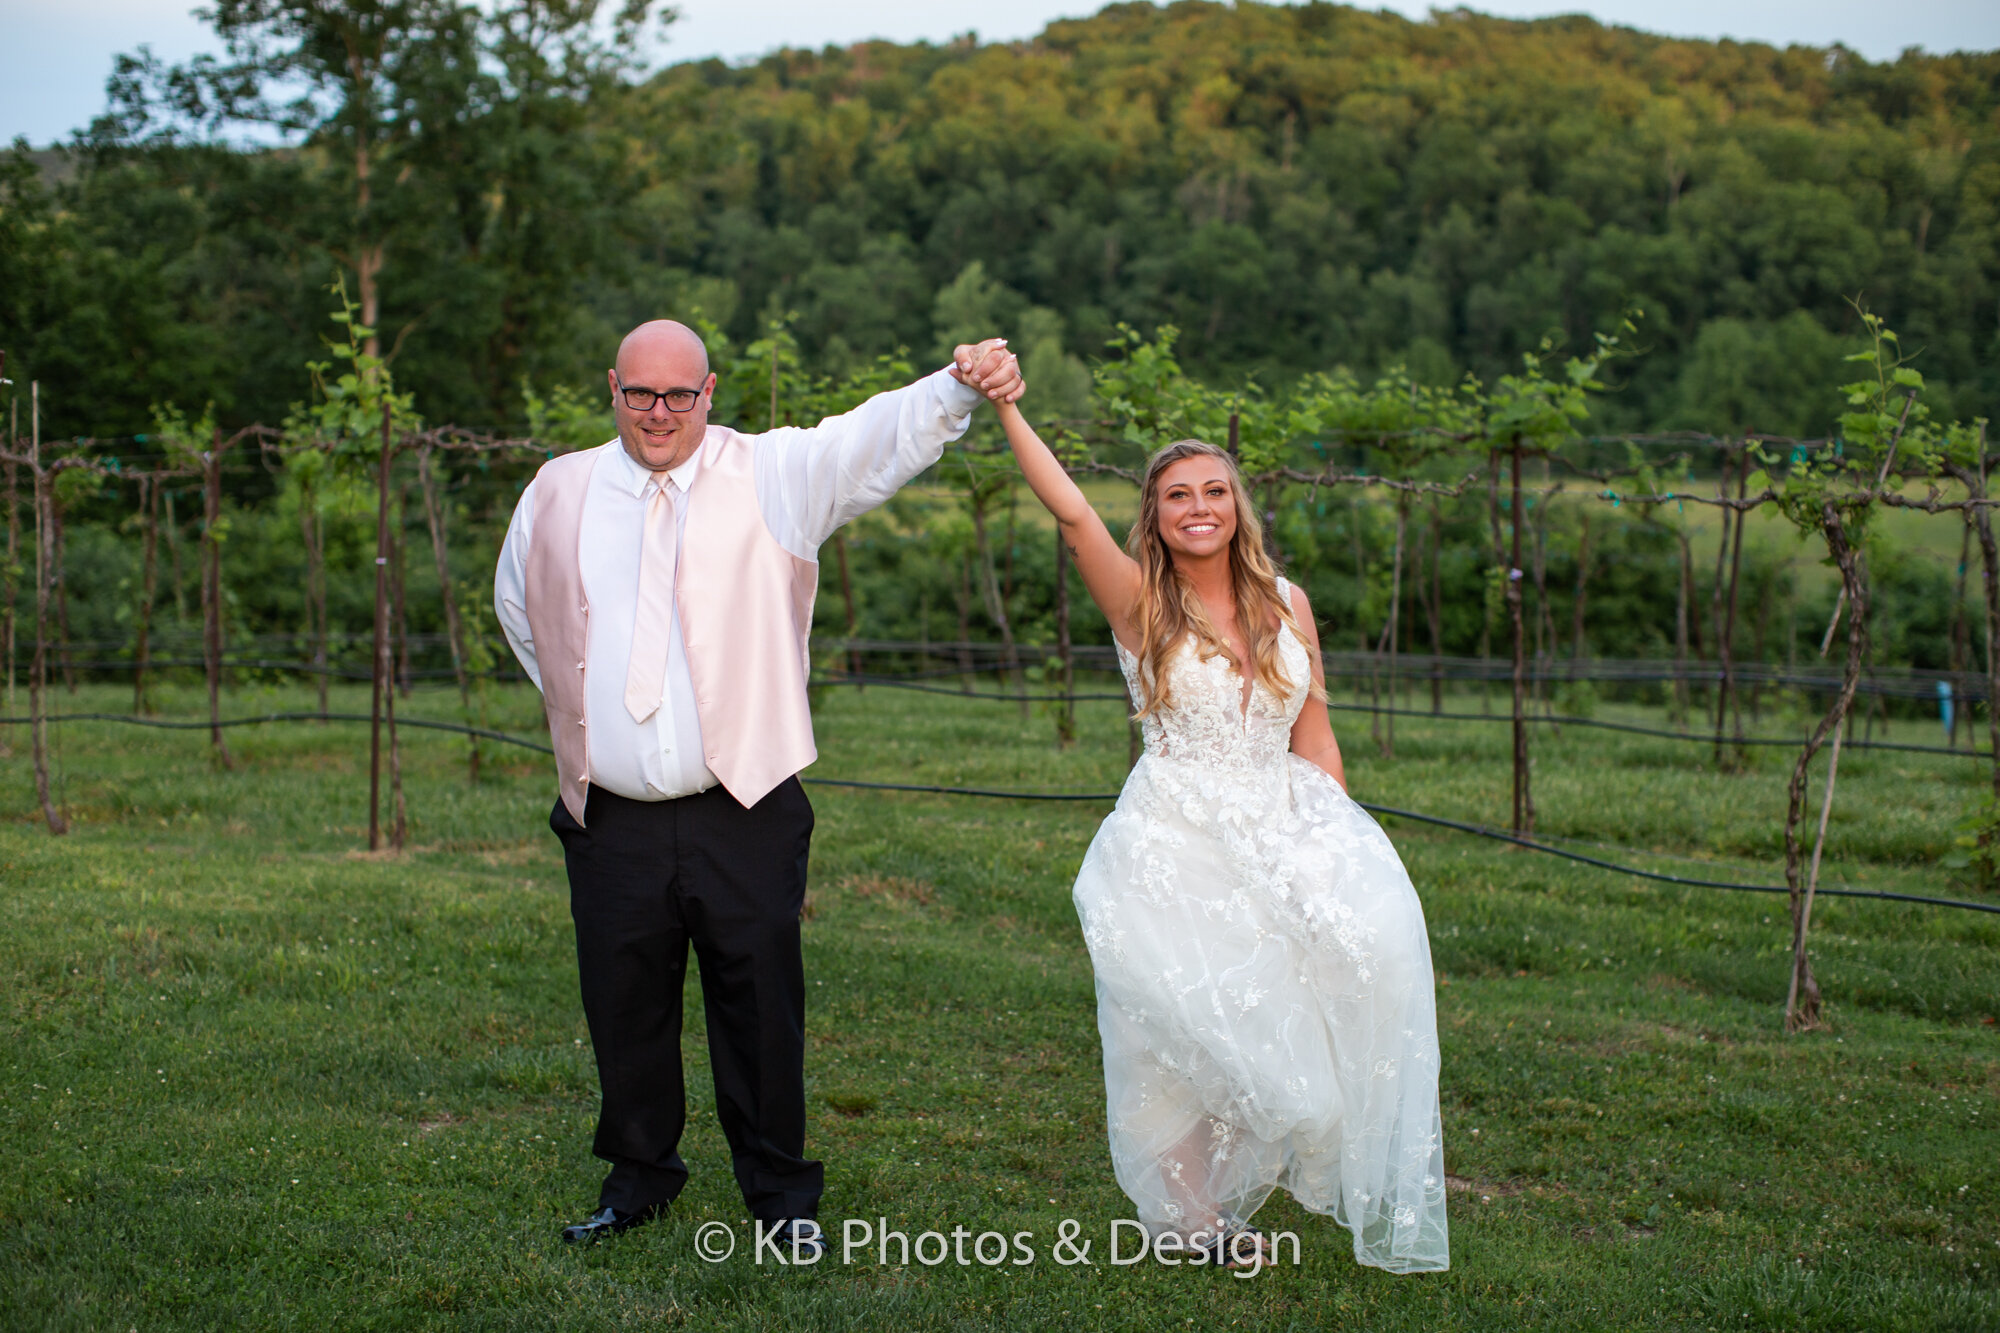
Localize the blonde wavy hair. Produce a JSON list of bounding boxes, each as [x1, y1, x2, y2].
[[1126, 439, 1322, 718]]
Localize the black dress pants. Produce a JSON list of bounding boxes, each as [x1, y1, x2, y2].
[[551, 779, 821, 1221]]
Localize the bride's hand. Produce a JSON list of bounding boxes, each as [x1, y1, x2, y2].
[[950, 339, 1025, 403]]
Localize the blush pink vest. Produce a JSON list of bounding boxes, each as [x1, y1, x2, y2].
[[522, 427, 821, 825]]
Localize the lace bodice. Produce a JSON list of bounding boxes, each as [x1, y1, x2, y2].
[[1114, 603, 1311, 774]]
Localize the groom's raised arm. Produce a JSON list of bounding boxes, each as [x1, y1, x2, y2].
[[755, 341, 1021, 558]]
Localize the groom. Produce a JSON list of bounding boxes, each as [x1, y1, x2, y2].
[[495, 320, 1021, 1249]]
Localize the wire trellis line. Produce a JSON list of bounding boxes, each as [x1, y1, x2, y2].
[[0, 711, 549, 752], [13, 637, 1982, 703], [1312, 700, 1989, 761], [6, 709, 1994, 916], [804, 673, 1986, 760]]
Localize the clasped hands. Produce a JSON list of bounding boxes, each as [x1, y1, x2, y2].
[[949, 338, 1026, 404]]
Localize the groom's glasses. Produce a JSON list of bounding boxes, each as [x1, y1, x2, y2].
[[615, 373, 703, 413]]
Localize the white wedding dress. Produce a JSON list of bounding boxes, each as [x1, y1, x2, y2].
[[1074, 585, 1449, 1273]]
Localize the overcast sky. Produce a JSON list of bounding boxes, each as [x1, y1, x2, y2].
[[5, 0, 1998, 147]]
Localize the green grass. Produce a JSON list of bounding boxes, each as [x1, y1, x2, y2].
[[1, 677, 1996, 1331]]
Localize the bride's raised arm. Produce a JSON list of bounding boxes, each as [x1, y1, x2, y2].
[[994, 400, 1142, 643]]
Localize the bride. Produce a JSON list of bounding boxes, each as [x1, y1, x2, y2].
[[994, 401, 1448, 1274]]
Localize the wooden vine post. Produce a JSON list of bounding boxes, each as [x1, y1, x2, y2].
[[417, 441, 479, 780], [299, 456, 330, 718], [1053, 512, 1076, 751], [1507, 436, 1533, 833], [2, 382, 72, 834], [4, 382, 16, 716], [1482, 450, 1501, 716], [200, 427, 235, 768], [127, 455, 195, 717], [1529, 472, 1558, 723], [51, 478, 74, 694], [1479, 437, 1534, 835], [1427, 498, 1445, 713], [1943, 423, 2000, 812], [29, 388, 66, 832], [1671, 515, 1696, 727], [390, 480, 412, 697], [1947, 524, 1972, 749], [1478, 324, 1627, 835], [1373, 492, 1409, 759], [131, 472, 159, 714], [1711, 441, 1750, 767], [368, 400, 406, 851]]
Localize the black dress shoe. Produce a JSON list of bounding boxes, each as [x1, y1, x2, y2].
[[561, 1203, 665, 1244], [770, 1218, 826, 1263]]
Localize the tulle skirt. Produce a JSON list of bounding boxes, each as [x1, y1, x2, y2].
[[1072, 751, 1449, 1273]]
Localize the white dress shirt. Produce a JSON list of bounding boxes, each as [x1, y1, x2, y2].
[[495, 366, 981, 801]]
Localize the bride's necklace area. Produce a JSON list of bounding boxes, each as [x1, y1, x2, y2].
[[1194, 599, 1255, 724]]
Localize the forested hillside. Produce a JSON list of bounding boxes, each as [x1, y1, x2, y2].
[[5, 1, 1999, 440]]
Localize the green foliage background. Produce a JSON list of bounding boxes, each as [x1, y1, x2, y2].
[[0, 2, 1991, 715], [5, 2, 1999, 440]]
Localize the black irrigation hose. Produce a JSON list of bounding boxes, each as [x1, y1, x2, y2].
[[8, 711, 1997, 916], [1351, 803, 2000, 915], [803, 777, 1999, 915], [813, 672, 1991, 761]]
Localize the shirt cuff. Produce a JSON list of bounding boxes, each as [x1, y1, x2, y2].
[[934, 365, 984, 417]]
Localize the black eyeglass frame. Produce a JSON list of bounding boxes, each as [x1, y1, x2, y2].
[[614, 371, 706, 413]]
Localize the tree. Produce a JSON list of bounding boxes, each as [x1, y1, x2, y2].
[[99, 1, 676, 421]]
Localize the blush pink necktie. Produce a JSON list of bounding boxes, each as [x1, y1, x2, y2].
[[623, 477, 679, 723]]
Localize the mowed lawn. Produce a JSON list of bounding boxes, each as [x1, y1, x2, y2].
[[1, 677, 1996, 1331]]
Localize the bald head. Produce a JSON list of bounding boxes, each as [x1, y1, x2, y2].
[[608, 319, 716, 472], [616, 320, 709, 380]]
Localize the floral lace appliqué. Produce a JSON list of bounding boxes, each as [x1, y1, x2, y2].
[[1073, 580, 1449, 1274]]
